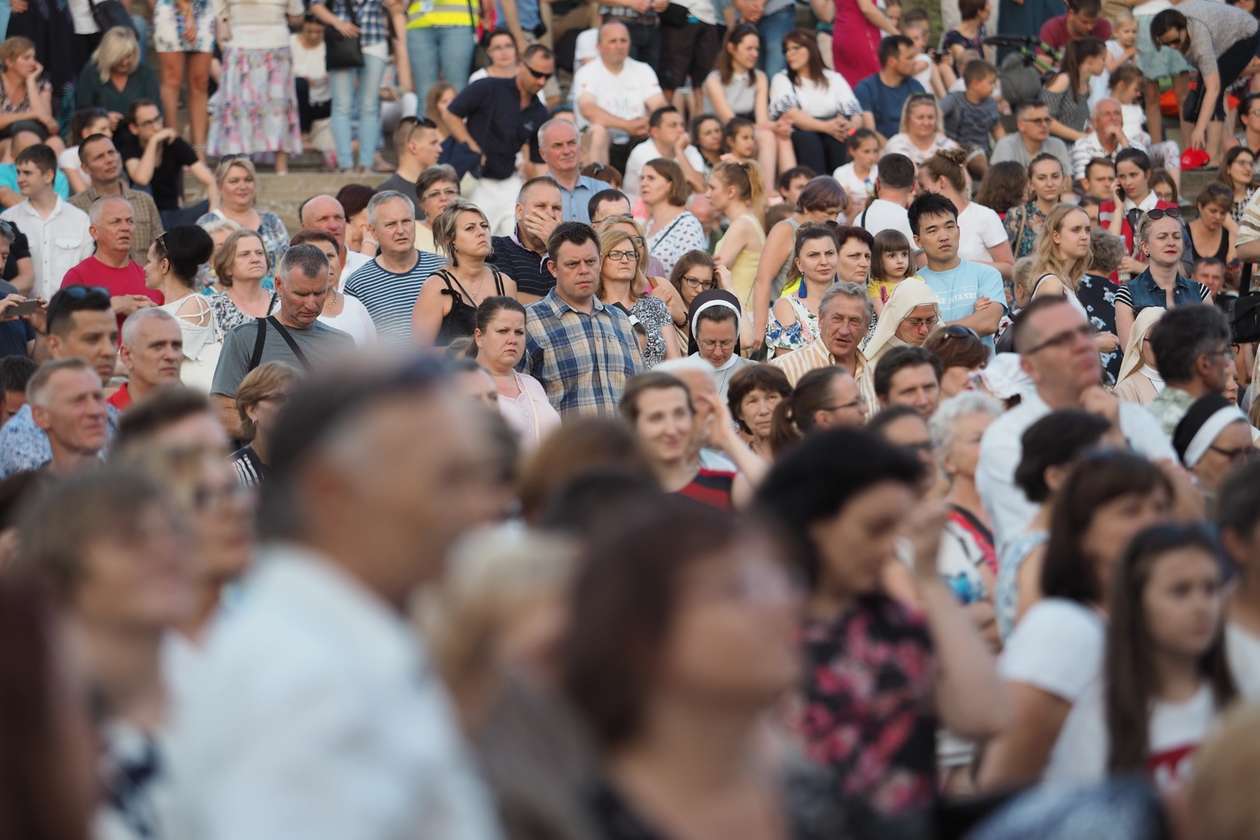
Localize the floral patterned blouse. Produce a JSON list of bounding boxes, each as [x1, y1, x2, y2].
[[1076, 272, 1121, 385], [617, 295, 671, 368], [766, 294, 819, 354], [794, 594, 937, 822], [196, 209, 291, 277], [1234, 188, 1255, 225], [1003, 201, 1049, 260], [646, 211, 707, 277]]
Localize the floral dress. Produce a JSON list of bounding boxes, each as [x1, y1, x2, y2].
[[765, 293, 818, 354], [1003, 201, 1048, 260], [623, 295, 671, 368], [794, 594, 937, 823], [995, 531, 1048, 640], [1234, 188, 1255, 225], [154, 0, 216, 53], [1076, 272, 1121, 385]]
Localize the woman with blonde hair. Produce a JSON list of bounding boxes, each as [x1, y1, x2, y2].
[[74, 27, 159, 128], [885, 92, 959, 168], [197, 157, 290, 272], [208, 228, 276, 332], [597, 225, 680, 367], [231, 361, 300, 486], [206, 0, 304, 173], [412, 200, 516, 346], [0, 36, 58, 147], [708, 160, 766, 310], [1030, 205, 1120, 360], [1113, 307, 1167, 406]]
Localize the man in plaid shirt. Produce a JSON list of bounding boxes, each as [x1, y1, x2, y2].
[[523, 222, 644, 417]]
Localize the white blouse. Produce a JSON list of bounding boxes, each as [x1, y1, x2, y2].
[[768, 69, 860, 122]]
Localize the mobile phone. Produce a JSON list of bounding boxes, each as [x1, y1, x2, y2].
[[6, 299, 41, 317]]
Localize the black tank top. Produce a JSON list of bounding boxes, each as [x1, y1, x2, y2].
[[434, 267, 507, 346]]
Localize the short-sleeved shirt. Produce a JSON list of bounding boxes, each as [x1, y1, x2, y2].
[[917, 260, 1006, 348], [940, 90, 1000, 154], [343, 250, 446, 342], [0, 315, 33, 357], [571, 58, 664, 145], [376, 173, 421, 215], [210, 318, 354, 397], [853, 73, 925, 139], [116, 133, 200, 211], [488, 233, 554, 299], [446, 77, 547, 180], [1172, 0, 1260, 80], [957, 202, 1010, 266], [61, 257, 163, 331], [1038, 14, 1111, 50], [989, 134, 1073, 181]]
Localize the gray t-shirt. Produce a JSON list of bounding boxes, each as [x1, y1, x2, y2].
[[989, 133, 1072, 179], [210, 317, 355, 397], [1176, 0, 1259, 80]]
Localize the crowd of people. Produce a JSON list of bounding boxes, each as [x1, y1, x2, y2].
[[8, 0, 1260, 836]]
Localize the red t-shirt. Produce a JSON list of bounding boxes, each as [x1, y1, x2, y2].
[[61, 256, 163, 330], [1039, 15, 1111, 50], [107, 382, 131, 411]]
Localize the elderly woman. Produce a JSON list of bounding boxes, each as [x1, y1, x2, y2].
[[0, 36, 58, 148], [144, 225, 220, 390], [74, 27, 160, 128], [885, 93, 960, 167], [1113, 306, 1166, 405], [924, 325, 987, 397], [1173, 394, 1255, 510], [468, 297, 559, 450], [207, 0, 304, 173], [231, 361, 300, 486], [1114, 210, 1212, 347], [597, 225, 679, 368], [412, 200, 517, 346], [641, 158, 707, 276], [208, 229, 275, 332], [413, 164, 460, 254], [862, 279, 941, 367], [197, 158, 290, 274], [728, 363, 792, 459]]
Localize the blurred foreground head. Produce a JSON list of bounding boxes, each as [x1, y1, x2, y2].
[[259, 354, 501, 608]]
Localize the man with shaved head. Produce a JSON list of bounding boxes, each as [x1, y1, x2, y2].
[[298, 194, 370, 285], [61, 196, 162, 328]]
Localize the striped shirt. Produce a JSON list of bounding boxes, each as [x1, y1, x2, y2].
[[488, 232, 554, 299], [676, 469, 735, 510], [231, 445, 267, 487], [770, 339, 877, 419], [523, 290, 644, 417], [344, 250, 445, 343]]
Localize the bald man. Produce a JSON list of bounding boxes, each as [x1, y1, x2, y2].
[[62, 196, 163, 328], [298, 194, 371, 286]]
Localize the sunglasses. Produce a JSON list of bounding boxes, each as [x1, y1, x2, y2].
[[57, 284, 111, 303], [937, 324, 979, 340], [524, 65, 552, 81], [1145, 207, 1182, 221]]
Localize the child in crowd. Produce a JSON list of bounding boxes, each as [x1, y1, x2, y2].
[[900, 9, 946, 97], [1150, 169, 1179, 205], [776, 166, 816, 207], [942, 0, 989, 68], [868, 228, 918, 314], [1104, 524, 1236, 791], [833, 129, 881, 216], [722, 117, 760, 168], [940, 59, 1004, 178], [1110, 64, 1181, 189]]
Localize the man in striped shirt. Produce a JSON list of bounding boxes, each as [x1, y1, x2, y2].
[[488, 176, 561, 304], [343, 190, 445, 342], [771, 283, 877, 418], [523, 222, 644, 416]]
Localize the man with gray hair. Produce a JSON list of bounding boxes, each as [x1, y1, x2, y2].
[[1069, 98, 1141, 184], [211, 244, 354, 438], [109, 307, 183, 411], [771, 282, 878, 416], [61, 195, 161, 328], [298, 193, 371, 285], [344, 190, 446, 342], [537, 117, 604, 222], [27, 357, 110, 475]]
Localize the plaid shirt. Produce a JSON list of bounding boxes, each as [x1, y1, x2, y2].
[[334, 0, 388, 46], [524, 290, 644, 418]]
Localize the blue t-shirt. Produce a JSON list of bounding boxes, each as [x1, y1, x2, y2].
[[0, 165, 69, 200], [918, 260, 1006, 349], [854, 74, 924, 139]]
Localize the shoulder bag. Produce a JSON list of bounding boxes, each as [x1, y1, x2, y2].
[[1232, 262, 1260, 343], [248, 316, 312, 374], [325, 0, 364, 70]]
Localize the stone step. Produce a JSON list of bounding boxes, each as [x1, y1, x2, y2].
[[185, 169, 388, 235]]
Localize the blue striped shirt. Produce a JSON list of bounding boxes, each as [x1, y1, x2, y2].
[[344, 250, 446, 343]]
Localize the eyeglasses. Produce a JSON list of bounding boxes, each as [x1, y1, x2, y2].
[[1209, 445, 1256, 462], [698, 338, 736, 352], [524, 64, 552, 81], [422, 186, 459, 201], [905, 316, 938, 330], [1024, 322, 1097, 355], [681, 275, 713, 290], [606, 249, 639, 262]]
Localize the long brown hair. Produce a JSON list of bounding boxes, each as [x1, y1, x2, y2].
[[782, 29, 825, 86], [718, 23, 759, 86], [1105, 523, 1238, 773]]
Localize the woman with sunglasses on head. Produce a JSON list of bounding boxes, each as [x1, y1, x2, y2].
[[885, 94, 960, 168], [769, 30, 862, 177], [1114, 209, 1212, 347], [598, 226, 680, 368], [750, 176, 847, 350], [924, 324, 987, 397], [980, 450, 1174, 789]]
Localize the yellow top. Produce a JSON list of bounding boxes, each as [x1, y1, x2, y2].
[[715, 213, 764, 310], [406, 0, 476, 29]]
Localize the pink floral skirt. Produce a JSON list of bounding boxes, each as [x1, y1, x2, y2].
[[207, 46, 303, 156]]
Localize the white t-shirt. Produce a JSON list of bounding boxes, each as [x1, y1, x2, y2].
[[859, 198, 915, 243], [957, 201, 1009, 265], [59, 147, 82, 173], [1000, 599, 1108, 783], [834, 162, 877, 208], [912, 52, 934, 92], [1147, 685, 1215, 791], [768, 69, 860, 121], [319, 293, 376, 345], [572, 58, 663, 144], [622, 139, 674, 199], [1227, 622, 1260, 700]]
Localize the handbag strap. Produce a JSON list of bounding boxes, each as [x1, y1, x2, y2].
[[266, 317, 312, 370]]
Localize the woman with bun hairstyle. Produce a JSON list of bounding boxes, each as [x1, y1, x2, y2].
[[917, 149, 1014, 280], [144, 225, 221, 391]]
